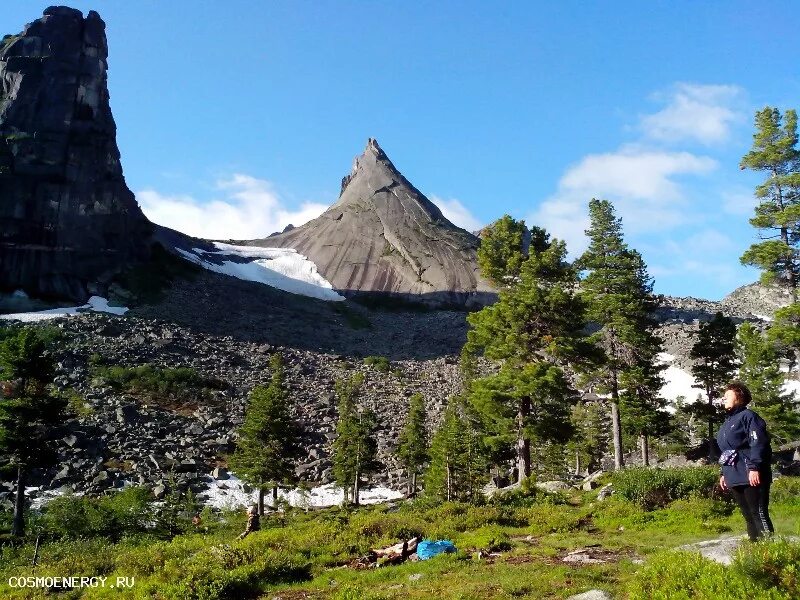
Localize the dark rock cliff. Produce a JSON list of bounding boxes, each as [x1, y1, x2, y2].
[[247, 139, 495, 307], [0, 6, 151, 302]]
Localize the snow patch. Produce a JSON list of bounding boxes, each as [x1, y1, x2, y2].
[[0, 296, 129, 322], [199, 473, 402, 510], [656, 352, 705, 410], [177, 242, 344, 302]]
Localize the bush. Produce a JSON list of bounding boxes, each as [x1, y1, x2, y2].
[[92, 363, 225, 409], [41, 488, 153, 540], [363, 356, 390, 372], [628, 539, 800, 599], [771, 476, 800, 505], [612, 466, 719, 509]]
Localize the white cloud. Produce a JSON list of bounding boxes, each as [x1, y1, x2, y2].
[[430, 196, 482, 232], [137, 174, 328, 240], [720, 188, 755, 216], [640, 83, 744, 145], [528, 147, 717, 255]]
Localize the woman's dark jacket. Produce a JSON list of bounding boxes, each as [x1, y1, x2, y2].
[[716, 405, 772, 487]]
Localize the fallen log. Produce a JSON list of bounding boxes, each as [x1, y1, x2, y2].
[[351, 536, 422, 569]]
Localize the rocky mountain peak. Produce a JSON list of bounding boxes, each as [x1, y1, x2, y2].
[[250, 140, 494, 306], [0, 7, 151, 302]]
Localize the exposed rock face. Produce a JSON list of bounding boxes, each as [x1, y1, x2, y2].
[[249, 139, 494, 307], [0, 7, 150, 302]]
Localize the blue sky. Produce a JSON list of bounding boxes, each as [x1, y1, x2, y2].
[[5, 2, 800, 300]]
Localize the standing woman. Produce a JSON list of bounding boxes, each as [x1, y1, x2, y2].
[[717, 381, 774, 541]]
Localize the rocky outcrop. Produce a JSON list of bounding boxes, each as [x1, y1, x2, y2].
[[0, 7, 150, 303], [247, 139, 494, 307]]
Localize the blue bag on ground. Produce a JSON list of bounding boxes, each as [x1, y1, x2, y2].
[[417, 539, 457, 560]]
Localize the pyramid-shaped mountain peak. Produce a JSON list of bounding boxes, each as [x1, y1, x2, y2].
[[250, 140, 493, 306]]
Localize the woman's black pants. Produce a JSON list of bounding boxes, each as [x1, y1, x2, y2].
[[730, 483, 774, 541]]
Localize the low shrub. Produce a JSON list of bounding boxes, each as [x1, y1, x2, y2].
[[612, 466, 719, 509], [770, 476, 800, 505], [363, 355, 390, 372], [628, 539, 800, 599], [41, 487, 153, 541]]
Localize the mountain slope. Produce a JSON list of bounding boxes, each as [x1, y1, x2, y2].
[[0, 7, 151, 302], [247, 139, 494, 306]]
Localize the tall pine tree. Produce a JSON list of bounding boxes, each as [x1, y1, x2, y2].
[[578, 198, 665, 470], [228, 354, 301, 514], [739, 107, 800, 299], [689, 312, 737, 445], [396, 393, 428, 497], [332, 373, 379, 506], [466, 226, 586, 482]]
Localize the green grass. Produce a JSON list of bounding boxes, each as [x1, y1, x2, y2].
[[0, 479, 797, 599]]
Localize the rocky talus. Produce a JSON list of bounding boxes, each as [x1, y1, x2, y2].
[[247, 139, 494, 307], [0, 7, 150, 303], [0, 311, 464, 507]]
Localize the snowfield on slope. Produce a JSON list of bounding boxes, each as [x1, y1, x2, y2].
[[176, 243, 345, 302], [199, 473, 402, 510], [0, 295, 128, 322]]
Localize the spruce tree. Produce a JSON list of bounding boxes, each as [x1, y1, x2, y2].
[[568, 398, 610, 475], [578, 198, 665, 470], [0, 327, 66, 537], [689, 312, 737, 445], [736, 322, 800, 444], [425, 397, 485, 502], [466, 231, 586, 482], [396, 393, 428, 497], [331, 373, 379, 506], [228, 354, 301, 515]]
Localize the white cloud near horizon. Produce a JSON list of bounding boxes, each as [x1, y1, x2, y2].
[[137, 174, 328, 240], [430, 196, 483, 232], [640, 83, 745, 145], [529, 146, 718, 255]]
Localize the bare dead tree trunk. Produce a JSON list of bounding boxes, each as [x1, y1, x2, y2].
[[640, 433, 649, 466], [257, 487, 266, 515], [611, 401, 623, 471]]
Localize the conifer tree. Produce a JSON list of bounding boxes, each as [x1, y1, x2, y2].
[[228, 354, 301, 515], [736, 322, 800, 444], [332, 373, 379, 506], [0, 327, 66, 537], [466, 230, 586, 482], [396, 393, 428, 497], [739, 107, 800, 299], [477, 215, 529, 288], [689, 312, 737, 444], [425, 397, 485, 502], [567, 398, 609, 475], [578, 198, 665, 470]]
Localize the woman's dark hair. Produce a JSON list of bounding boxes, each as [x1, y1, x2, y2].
[[725, 381, 752, 406]]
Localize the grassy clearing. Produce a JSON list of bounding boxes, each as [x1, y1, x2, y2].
[[0, 475, 797, 599]]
